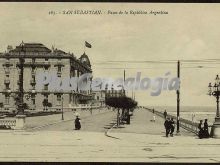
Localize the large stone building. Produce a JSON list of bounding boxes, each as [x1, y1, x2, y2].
[[92, 85, 125, 107], [0, 42, 92, 111]]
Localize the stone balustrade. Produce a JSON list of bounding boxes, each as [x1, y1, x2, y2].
[[0, 118, 16, 129], [0, 115, 26, 130]]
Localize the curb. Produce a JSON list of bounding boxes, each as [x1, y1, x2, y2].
[[104, 120, 120, 139]]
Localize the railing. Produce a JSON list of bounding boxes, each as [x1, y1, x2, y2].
[[5, 70, 10, 75], [30, 80, 36, 85], [72, 105, 103, 110], [17, 62, 51, 67], [48, 105, 104, 111], [142, 107, 199, 135], [4, 79, 10, 84]]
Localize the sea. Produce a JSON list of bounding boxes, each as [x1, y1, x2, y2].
[[147, 106, 216, 124]]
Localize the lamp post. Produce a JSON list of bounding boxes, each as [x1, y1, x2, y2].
[[13, 41, 26, 130], [208, 74, 220, 138], [90, 102, 92, 114], [176, 60, 180, 134], [17, 42, 25, 115]]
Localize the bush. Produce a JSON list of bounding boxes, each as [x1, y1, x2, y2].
[[25, 111, 61, 117], [0, 103, 3, 108], [47, 102, 52, 107], [23, 103, 29, 110], [0, 125, 11, 130]]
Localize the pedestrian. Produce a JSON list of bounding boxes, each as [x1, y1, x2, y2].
[[117, 112, 121, 126], [169, 118, 175, 137], [204, 119, 210, 138], [151, 108, 156, 122], [163, 110, 167, 119], [127, 112, 131, 124], [75, 115, 81, 130], [153, 115, 156, 122], [164, 117, 171, 137], [192, 113, 195, 123], [198, 120, 204, 139]]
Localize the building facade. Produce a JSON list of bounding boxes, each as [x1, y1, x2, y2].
[[92, 90, 106, 106], [0, 42, 92, 111], [92, 85, 125, 107]]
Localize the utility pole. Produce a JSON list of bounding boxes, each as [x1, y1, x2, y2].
[[132, 90, 133, 99], [123, 69, 126, 96], [177, 60, 180, 134], [124, 69, 126, 82], [61, 96, 64, 120]]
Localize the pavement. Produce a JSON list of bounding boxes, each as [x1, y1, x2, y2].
[[0, 107, 220, 162], [0, 130, 220, 162], [110, 108, 195, 136]]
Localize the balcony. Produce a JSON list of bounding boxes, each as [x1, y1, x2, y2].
[[1, 89, 11, 95], [16, 62, 51, 68], [29, 89, 36, 93], [31, 71, 36, 77], [44, 60, 50, 65], [5, 70, 10, 75], [41, 90, 50, 95], [2, 61, 13, 67], [54, 61, 65, 67], [57, 71, 62, 77], [30, 80, 36, 85], [4, 79, 10, 84], [41, 85, 50, 94]]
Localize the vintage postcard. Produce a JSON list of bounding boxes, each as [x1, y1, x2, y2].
[[0, 2, 219, 163]]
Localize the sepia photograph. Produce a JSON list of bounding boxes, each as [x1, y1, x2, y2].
[[0, 2, 219, 163]]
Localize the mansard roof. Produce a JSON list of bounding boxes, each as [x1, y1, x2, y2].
[[10, 43, 51, 53]]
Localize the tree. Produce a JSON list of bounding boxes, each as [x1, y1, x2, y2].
[[47, 102, 52, 108], [42, 99, 52, 110], [105, 96, 137, 126], [105, 96, 137, 110]]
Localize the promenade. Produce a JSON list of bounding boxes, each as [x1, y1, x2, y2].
[[110, 108, 195, 136], [0, 108, 219, 162]]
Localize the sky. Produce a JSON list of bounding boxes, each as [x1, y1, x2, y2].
[[0, 3, 220, 106]]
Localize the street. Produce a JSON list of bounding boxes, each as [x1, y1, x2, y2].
[[26, 108, 117, 132], [0, 129, 220, 162], [35, 109, 117, 132]]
